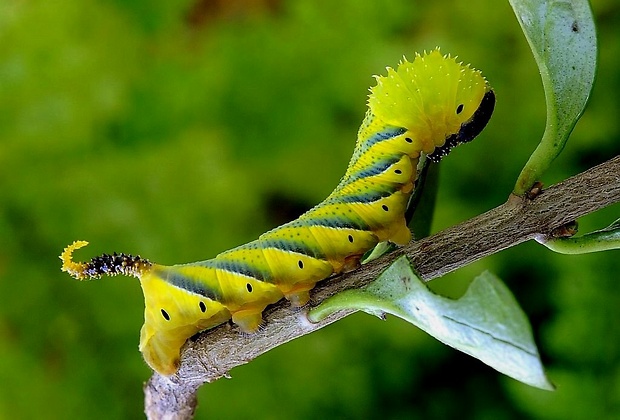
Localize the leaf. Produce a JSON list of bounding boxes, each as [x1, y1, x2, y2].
[[510, 0, 597, 195], [406, 157, 439, 240], [309, 256, 554, 390], [363, 158, 438, 264]]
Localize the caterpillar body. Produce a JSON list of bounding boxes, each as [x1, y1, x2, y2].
[[60, 49, 495, 375]]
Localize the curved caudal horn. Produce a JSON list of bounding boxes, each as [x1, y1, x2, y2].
[[60, 240, 152, 280]]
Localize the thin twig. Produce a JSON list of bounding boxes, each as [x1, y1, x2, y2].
[[145, 155, 620, 420]]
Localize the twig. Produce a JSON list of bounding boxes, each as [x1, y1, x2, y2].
[[145, 155, 620, 419]]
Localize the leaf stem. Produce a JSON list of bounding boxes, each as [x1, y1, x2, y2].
[[536, 218, 620, 254]]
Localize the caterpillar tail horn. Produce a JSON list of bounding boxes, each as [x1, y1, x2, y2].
[[59, 240, 152, 280]]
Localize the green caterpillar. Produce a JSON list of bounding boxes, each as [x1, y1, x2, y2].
[[60, 49, 495, 375]]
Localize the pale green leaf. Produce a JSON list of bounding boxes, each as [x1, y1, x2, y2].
[[309, 256, 554, 390], [510, 0, 597, 195]]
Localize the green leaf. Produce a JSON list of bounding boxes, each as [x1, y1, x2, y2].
[[362, 158, 438, 264], [510, 0, 597, 195], [309, 256, 554, 390], [406, 157, 439, 240]]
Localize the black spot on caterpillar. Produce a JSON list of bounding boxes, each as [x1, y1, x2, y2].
[[60, 49, 494, 375], [161, 309, 170, 321]]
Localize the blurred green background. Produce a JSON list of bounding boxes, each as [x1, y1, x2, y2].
[[1, 0, 619, 418]]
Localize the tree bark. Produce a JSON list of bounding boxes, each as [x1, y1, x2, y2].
[[145, 155, 620, 419]]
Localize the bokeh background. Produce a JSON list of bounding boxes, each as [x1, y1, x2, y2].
[[1, 0, 619, 418]]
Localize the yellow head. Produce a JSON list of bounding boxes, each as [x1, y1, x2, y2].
[[368, 48, 494, 158]]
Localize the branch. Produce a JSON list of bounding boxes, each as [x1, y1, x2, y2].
[[145, 155, 620, 419]]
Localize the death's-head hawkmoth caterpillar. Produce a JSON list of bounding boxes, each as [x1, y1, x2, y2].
[[60, 49, 495, 375]]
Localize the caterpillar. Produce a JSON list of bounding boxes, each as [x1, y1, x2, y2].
[[60, 49, 495, 376]]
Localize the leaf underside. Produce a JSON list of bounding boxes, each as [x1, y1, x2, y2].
[[309, 256, 554, 391]]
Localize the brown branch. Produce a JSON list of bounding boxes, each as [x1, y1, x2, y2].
[[144, 155, 620, 419]]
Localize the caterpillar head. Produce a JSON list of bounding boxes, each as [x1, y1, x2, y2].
[[368, 48, 494, 161]]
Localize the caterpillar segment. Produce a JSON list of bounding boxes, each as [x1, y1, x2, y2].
[[60, 49, 495, 375]]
